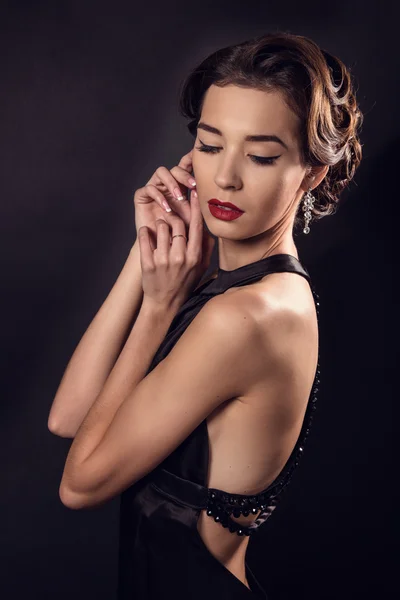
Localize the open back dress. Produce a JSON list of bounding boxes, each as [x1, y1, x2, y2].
[[117, 253, 321, 599]]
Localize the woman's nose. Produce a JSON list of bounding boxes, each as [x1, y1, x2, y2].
[[214, 163, 242, 190]]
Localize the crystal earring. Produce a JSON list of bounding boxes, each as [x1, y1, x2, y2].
[[302, 187, 316, 234]]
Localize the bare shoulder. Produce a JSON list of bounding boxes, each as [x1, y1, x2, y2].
[[197, 290, 265, 346], [217, 272, 318, 377], [196, 271, 318, 388], [223, 270, 317, 326], [191, 292, 273, 390]]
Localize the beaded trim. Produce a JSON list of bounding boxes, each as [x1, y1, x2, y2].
[[205, 287, 321, 536]]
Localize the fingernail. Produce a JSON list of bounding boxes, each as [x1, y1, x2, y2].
[[163, 201, 172, 212], [174, 187, 185, 201], [188, 178, 196, 187], [192, 189, 198, 197]]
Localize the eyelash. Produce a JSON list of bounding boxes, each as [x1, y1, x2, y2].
[[195, 143, 280, 166]]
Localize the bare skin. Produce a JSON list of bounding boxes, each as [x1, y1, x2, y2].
[[58, 84, 326, 592], [191, 84, 329, 266], [189, 84, 325, 589], [194, 271, 318, 590]]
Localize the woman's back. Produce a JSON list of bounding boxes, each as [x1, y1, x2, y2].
[[117, 253, 321, 599], [197, 267, 319, 586]]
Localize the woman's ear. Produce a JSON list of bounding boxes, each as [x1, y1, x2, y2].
[[301, 165, 329, 192]]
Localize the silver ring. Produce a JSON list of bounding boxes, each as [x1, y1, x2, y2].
[[170, 234, 187, 242]]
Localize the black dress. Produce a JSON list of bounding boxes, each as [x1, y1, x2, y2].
[[117, 253, 321, 599]]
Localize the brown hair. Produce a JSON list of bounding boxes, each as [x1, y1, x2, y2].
[[178, 31, 364, 230]]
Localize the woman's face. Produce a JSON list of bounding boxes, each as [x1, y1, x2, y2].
[[191, 84, 309, 242]]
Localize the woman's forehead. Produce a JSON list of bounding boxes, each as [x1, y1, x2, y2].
[[200, 85, 299, 148]]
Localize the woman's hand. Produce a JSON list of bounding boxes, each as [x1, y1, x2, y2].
[[138, 189, 215, 313], [133, 150, 196, 245]]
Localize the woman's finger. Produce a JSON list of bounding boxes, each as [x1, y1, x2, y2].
[[177, 149, 193, 171], [169, 215, 189, 256], [138, 226, 155, 272], [135, 183, 173, 213], [186, 190, 203, 265], [154, 219, 171, 263], [145, 163, 193, 200], [174, 150, 194, 201], [153, 165, 196, 204], [170, 165, 197, 197]]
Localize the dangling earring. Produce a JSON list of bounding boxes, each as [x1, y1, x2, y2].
[[302, 187, 316, 234]]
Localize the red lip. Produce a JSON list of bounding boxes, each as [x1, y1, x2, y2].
[[207, 199, 244, 212]]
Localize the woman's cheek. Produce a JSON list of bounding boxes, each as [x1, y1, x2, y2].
[[282, 163, 305, 194]]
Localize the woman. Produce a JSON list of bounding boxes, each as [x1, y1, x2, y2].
[[49, 31, 363, 598]]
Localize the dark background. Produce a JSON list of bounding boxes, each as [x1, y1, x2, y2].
[[1, 1, 397, 598]]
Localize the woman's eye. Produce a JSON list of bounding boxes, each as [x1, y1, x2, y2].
[[196, 143, 220, 154], [195, 143, 280, 166]]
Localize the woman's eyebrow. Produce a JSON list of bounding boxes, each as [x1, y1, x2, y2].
[[197, 121, 289, 151]]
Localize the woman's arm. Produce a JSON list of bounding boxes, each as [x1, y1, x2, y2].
[[59, 294, 266, 509], [59, 298, 180, 507], [48, 239, 144, 438]]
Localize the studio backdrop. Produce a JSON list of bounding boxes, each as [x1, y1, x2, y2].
[[0, 1, 397, 599]]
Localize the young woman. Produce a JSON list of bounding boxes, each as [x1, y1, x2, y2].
[[49, 31, 363, 598]]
